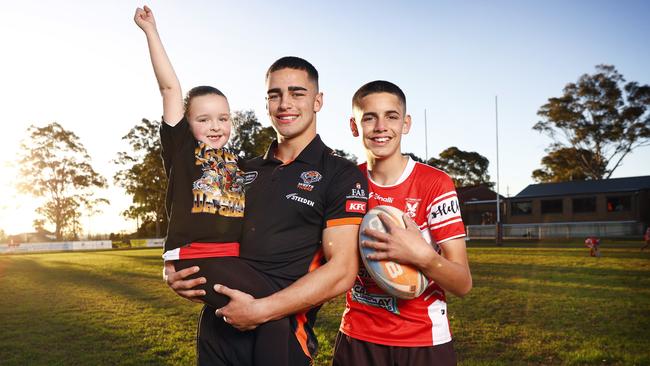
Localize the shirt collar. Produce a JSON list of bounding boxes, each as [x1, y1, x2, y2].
[[262, 135, 326, 165]]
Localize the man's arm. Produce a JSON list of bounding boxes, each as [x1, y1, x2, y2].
[[362, 213, 472, 297], [213, 224, 359, 330]]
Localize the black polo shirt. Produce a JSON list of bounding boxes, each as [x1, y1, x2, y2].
[[240, 135, 368, 288]]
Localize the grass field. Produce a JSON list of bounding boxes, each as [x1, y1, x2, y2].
[[1, 243, 649, 365]]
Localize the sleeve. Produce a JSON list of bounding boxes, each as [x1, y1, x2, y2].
[[324, 162, 368, 228], [425, 173, 466, 244], [160, 117, 190, 177]]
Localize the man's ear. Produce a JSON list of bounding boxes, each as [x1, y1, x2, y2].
[[313, 92, 323, 112], [350, 117, 359, 137], [402, 114, 412, 134]]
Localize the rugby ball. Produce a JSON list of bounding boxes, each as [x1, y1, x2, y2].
[[359, 205, 429, 299]]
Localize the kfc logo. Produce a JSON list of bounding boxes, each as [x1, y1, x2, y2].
[[346, 200, 367, 213]]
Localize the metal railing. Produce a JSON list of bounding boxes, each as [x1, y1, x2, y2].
[[466, 221, 644, 239]]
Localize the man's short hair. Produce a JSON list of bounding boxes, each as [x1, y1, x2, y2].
[[266, 56, 319, 90], [352, 80, 407, 113]]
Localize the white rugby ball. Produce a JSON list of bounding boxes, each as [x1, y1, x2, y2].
[[359, 205, 429, 299]]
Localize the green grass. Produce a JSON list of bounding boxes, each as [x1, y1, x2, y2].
[[1, 243, 649, 365]]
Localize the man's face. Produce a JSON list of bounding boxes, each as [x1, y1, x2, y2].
[[266, 68, 322, 143], [187, 94, 232, 149], [350, 92, 411, 161]]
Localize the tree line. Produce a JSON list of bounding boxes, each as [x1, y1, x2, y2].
[[14, 65, 649, 239]]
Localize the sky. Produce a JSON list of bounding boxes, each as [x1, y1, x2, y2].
[[1, 0, 649, 236]]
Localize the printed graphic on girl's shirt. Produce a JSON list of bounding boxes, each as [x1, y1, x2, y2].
[[192, 142, 245, 217]]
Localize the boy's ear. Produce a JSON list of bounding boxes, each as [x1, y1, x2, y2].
[[349, 117, 359, 137], [402, 114, 412, 135]]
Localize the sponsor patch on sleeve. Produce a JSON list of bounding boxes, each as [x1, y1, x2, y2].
[[427, 193, 462, 229], [346, 200, 367, 213]]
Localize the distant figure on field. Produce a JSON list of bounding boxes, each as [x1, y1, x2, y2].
[[584, 237, 600, 257], [641, 227, 650, 251]]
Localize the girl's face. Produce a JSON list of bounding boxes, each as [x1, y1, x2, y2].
[[187, 94, 232, 149]]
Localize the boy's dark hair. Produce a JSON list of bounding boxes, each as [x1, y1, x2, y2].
[[352, 80, 406, 113], [184, 86, 226, 116], [266, 56, 319, 90]]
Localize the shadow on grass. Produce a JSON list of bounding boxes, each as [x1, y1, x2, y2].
[[3, 256, 179, 309], [0, 256, 197, 366]]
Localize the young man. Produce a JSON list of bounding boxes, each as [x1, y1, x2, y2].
[[333, 80, 472, 366], [165, 57, 368, 365]]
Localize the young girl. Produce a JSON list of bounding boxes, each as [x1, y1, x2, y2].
[[134, 6, 289, 364]]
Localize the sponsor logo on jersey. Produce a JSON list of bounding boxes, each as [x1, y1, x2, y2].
[[369, 191, 394, 203], [351, 283, 399, 315], [297, 170, 322, 191], [405, 198, 421, 217], [286, 193, 315, 207], [346, 200, 366, 213], [428, 194, 461, 227], [243, 171, 258, 185], [347, 182, 367, 199]]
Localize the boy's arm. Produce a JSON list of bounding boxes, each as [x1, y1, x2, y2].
[[134, 6, 184, 125], [362, 213, 472, 297], [212, 224, 360, 331]]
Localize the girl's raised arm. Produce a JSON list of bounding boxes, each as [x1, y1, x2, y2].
[[134, 6, 184, 126]]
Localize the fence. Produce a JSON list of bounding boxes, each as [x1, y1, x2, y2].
[[466, 221, 644, 240], [0, 238, 164, 254]]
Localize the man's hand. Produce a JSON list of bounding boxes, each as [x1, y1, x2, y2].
[[163, 261, 206, 303], [208, 224, 359, 331], [361, 212, 436, 269], [134, 5, 157, 33], [213, 285, 264, 331]]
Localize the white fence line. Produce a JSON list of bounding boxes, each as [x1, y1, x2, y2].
[[0, 239, 164, 254], [467, 221, 644, 240]]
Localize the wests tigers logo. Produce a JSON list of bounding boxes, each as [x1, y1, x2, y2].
[[298, 170, 322, 192]]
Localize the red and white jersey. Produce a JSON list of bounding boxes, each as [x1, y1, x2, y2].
[[340, 157, 466, 347]]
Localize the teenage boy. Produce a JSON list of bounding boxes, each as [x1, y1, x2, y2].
[[333, 80, 472, 366], [165, 57, 368, 366]]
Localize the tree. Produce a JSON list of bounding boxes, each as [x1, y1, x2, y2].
[[534, 64, 650, 180], [114, 118, 168, 237], [531, 146, 604, 183], [17, 122, 107, 240], [427, 147, 493, 188], [230, 110, 276, 159], [332, 149, 358, 164], [33, 219, 46, 233]]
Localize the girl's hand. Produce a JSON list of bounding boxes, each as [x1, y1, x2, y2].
[[134, 5, 156, 32]]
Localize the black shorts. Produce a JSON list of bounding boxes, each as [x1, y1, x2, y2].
[[332, 332, 457, 366], [197, 305, 311, 366], [175, 257, 302, 366]]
